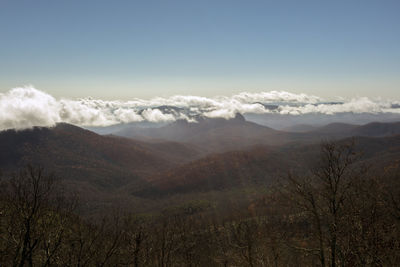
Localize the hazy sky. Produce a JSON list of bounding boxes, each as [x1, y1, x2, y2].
[[1, 0, 399, 100]]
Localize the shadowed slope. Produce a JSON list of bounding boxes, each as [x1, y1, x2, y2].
[[130, 146, 297, 196], [129, 134, 400, 197], [0, 123, 201, 189]]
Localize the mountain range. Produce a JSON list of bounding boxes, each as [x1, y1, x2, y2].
[[1, 115, 400, 214]]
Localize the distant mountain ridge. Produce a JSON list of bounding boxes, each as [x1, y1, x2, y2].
[[114, 113, 249, 140], [109, 116, 400, 151], [308, 121, 400, 137], [112, 114, 293, 152]]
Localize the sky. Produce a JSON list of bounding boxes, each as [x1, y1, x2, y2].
[[0, 0, 399, 100]]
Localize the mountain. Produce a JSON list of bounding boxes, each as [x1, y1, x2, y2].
[[351, 121, 400, 137], [310, 122, 359, 135], [85, 121, 168, 135], [3, 120, 398, 190], [282, 124, 318, 133], [114, 114, 249, 140], [2, 120, 400, 215], [129, 133, 400, 197], [0, 123, 201, 190], [112, 115, 400, 154], [243, 112, 400, 130], [309, 121, 400, 138], [130, 146, 293, 196], [113, 114, 301, 152]]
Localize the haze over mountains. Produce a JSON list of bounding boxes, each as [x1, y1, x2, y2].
[[1, 86, 400, 214], [1, 114, 400, 214]]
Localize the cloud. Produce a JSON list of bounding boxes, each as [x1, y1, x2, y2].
[[276, 97, 397, 115], [231, 91, 321, 104], [141, 109, 175, 122], [0, 86, 399, 131], [0, 86, 61, 130]]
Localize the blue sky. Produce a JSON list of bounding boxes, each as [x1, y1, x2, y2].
[[0, 0, 399, 99]]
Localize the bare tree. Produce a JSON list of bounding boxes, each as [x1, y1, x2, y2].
[[0, 165, 75, 266], [285, 140, 366, 267]]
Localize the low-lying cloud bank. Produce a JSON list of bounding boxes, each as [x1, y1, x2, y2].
[[1, 86, 400, 130]]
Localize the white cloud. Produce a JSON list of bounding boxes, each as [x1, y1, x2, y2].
[[231, 91, 321, 104], [0, 86, 399, 130], [141, 109, 175, 122], [0, 86, 61, 130], [277, 97, 398, 115], [203, 109, 236, 119], [113, 108, 143, 123]]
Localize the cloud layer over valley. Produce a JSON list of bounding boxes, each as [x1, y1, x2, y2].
[[1, 86, 400, 131]]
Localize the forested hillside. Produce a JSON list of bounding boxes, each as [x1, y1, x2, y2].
[[1, 120, 400, 266]]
